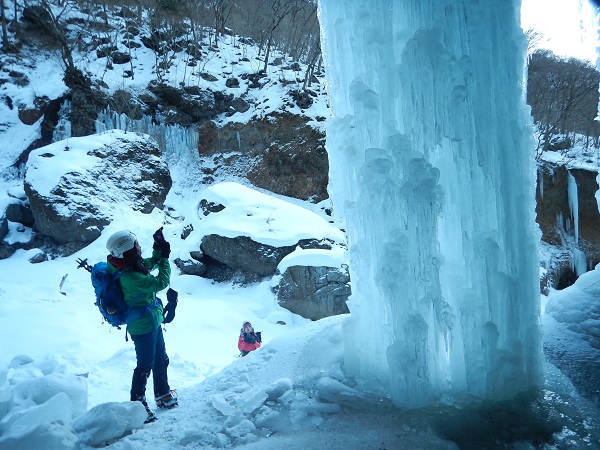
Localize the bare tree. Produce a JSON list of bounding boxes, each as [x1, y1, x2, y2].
[[524, 27, 546, 61], [302, 33, 320, 90], [211, 0, 234, 47], [527, 50, 600, 152], [257, 0, 303, 73], [30, 0, 81, 77]]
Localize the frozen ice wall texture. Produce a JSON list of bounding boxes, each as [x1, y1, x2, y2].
[[318, 0, 543, 406]]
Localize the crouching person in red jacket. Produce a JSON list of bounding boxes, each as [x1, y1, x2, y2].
[[238, 321, 261, 357]]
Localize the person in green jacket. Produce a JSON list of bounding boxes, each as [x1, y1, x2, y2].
[[106, 228, 178, 423]]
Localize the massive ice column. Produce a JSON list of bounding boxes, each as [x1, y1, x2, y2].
[[318, 0, 543, 407]]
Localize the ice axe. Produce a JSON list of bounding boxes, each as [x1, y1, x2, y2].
[[59, 274, 68, 296]]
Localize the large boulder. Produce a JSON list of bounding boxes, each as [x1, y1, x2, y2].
[[24, 130, 171, 252], [173, 257, 206, 277], [201, 234, 332, 282], [146, 82, 227, 126], [0, 213, 11, 259], [274, 264, 351, 320], [194, 182, 345, 283], [201, 234, 296, 278]]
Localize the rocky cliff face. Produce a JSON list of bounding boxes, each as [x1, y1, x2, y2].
[[537, 159, 600, 291], [198, 112, 328, 201]]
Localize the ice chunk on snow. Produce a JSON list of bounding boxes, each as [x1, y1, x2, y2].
[[316, 377, 363, 404], [254, 406, 282, 428], [12, 373, 87, 417], [179, 430, 229, 448], [265, 378, 293, 401], [225, 418, 256, 439], [239, 388, 268, 414], [72, 401, 146, 446], [0, 420, 78, 450], [0, 366, 12, 420], [0, 392, 73, 437], [212, 393, 235, 416], [8, 355, 35, 368]]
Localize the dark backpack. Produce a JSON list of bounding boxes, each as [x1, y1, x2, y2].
[[78, 259, 152, 329]]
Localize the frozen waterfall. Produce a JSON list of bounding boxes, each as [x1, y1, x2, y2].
[[318, 0, 543, 407]]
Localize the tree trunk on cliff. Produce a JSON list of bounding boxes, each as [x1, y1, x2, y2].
[[0, 0, 9, 50], [302, 35, 320, 91], [261, 0, 301, 73]]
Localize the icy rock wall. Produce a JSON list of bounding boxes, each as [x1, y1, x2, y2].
[[318, 0, 543, 407]]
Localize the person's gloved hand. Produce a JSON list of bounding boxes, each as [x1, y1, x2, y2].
[[160, 241, 171, 259], [243, 333, 256, 344], [163, 302, 176, 323], [162, 289, 178, 323], [152, 227, 170, 258], [255, 331, 262, 343], [153, 227, 165, 250]]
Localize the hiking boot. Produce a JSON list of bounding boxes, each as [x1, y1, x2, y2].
[[155, 390, 178, 409], [144, 409, 157, 424], [140, 399, 157, 424]]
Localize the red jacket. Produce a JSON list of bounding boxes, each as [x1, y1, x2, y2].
[[238, 331, 261, 353]]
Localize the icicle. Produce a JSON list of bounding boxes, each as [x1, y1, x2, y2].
[[319, 0, 543, 407], [570, 248, 588, 276], [567, 170, 579, 244]]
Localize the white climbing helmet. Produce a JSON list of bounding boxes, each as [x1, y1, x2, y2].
[[106, 230, 137, 258]]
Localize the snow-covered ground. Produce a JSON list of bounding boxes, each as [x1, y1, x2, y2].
[[1, 131, 600, 448], [1, 201, 600, 450]]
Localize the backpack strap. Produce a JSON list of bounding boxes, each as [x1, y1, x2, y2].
[[123, 297, 163, 341], [123, 295, 162, 335], [97, 267, 127, 307]]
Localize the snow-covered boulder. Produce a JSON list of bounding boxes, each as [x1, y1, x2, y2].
[[174, 256, 207, 276], [273, 248, 351, 320], [5, 202, 34, 227], [194, 182, 346, 284], [201, 234, 301, 280], [546, 264, 600, 349], [0, 213, 7, 248], [24, 130, 171, 251], [275, 266, 350, 319]]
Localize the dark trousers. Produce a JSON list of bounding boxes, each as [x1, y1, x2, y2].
[[130, 326, 170, 402]]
